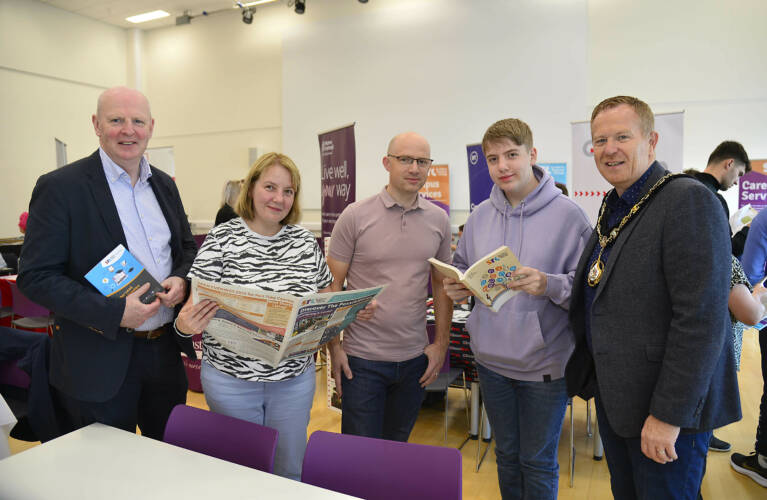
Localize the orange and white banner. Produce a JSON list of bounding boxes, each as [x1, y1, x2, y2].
[[419, 163, 450, 214]]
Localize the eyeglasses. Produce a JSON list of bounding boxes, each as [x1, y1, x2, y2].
[[387, 154, 433, 169]]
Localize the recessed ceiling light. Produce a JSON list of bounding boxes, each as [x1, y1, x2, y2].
[[126, 10, 170, 23], [235, 0, 279, 8]]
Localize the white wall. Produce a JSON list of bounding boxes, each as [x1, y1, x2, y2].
[[0, 0, 127, 236], [142, 7, 287, 225], [282, 0, 589, 226], [5, 0, 767, 236], [587, 0, 767, 212]]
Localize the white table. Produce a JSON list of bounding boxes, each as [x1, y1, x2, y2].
[[0, 423, 358, 499], [0, 394, 16, 460]]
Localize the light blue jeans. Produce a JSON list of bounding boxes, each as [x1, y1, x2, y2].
[[200, 361, 315, 480], [477, 363, 568, 500]]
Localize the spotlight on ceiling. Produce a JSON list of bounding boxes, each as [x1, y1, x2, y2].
[[294, 0, 305, 14], [358, 0, 368, 3], [242, 7, 254, 23]]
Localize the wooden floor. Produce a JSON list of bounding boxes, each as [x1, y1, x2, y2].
[[8, 331, 766, 498]]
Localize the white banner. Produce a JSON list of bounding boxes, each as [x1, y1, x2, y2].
[[571, 112, 684, 224]]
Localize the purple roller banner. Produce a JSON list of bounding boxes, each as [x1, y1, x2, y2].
[[467, 144, 493, 211], [319, 124, 356, 245], [739, 160, 767, 211]]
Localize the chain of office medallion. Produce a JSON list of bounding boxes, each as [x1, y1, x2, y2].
[[594, 173, 677, 249]]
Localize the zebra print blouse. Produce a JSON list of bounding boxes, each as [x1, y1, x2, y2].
[[188, 218, 332, 382]]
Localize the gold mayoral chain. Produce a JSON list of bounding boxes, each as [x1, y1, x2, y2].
[[587, 173, 678, 287]]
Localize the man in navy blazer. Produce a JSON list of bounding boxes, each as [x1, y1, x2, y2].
[[18, 87, 197, 440], [565, 96, 739, 499]]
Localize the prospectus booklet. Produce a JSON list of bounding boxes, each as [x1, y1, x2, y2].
[[429, 245, 523, 312], [84, 244, 163, 304]]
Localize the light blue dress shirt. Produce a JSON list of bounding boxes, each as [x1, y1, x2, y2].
[[100, 148, 173, 331]]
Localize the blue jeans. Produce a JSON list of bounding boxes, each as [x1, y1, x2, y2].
[[200, 361, 315, 481], [595, 396, 710, 500], [477, 363, 568, 500], [341, 354, 427, 441]]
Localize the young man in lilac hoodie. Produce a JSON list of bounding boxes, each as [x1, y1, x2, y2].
[[444, 118, 591, 500]]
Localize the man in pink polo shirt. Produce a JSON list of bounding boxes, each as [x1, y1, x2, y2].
[[327, 132, 453, 441]]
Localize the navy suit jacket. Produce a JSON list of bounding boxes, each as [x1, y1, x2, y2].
[[18, 150, 197, 403], [565, 164, 741, 437]]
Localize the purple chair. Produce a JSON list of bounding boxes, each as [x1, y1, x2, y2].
[[0, 360, 30, 389], [301, 430, 462, 500], [193, 233, 207, 249], [10, 283, 52, 334], [163, 404, 278, 473]]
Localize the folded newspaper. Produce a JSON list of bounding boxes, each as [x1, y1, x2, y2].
[[191, 277, 384, 366]]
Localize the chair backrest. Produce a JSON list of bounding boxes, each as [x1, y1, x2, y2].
[[193, 233, 207, 249], [0, 280, 12, 308], [10, 283, 49, 318], [0, 360, 31, 389], [301, 431, 462, 500], [163, 404, 278, 473]]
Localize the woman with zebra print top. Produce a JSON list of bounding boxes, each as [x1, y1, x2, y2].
[[175, 152, 332, 480]]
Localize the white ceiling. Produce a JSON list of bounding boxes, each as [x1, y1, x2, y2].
[[38, 0, 288, 30]]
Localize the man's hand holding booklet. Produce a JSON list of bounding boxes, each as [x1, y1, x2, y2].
[[84, 244, 164, 304], [429, 246, 524, 312]]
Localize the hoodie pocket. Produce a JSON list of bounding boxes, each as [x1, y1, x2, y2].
[[467, 309, 546, 372]]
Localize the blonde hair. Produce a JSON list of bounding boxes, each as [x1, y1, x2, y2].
[[482, 118, 534, 154], [221, 179, 243, 208], [236, 153, 302, 225], [591, 96, 655, 137]]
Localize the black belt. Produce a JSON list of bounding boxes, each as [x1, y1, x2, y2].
[[131, 325, 168, 340]]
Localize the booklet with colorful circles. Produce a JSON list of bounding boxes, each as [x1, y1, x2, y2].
[[429, 246, 523, 312]]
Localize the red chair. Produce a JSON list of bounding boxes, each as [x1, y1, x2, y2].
[[0, 280, 12, 327], [10, 283, 52, 335]]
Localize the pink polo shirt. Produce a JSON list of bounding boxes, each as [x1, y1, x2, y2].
[[329, 188, 452, 362]]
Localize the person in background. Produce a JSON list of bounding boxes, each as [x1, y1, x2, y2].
[[18, 87, 197, 440], [214, 179, 243, 226], [444, 118, 591, 499], [176, 153, 339, 480], [565, 95, 737, 499], [731, 207, 767, 487], [450, 223, 465, 255], [690, 141, 751, 257], [326, 132, 453, 442], [729, 255, 767, 370], [688, 142, 753, 453]]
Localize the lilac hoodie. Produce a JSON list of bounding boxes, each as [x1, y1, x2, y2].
[[453, 166, 592, 381]]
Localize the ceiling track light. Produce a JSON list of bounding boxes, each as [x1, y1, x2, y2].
[[294, 0, 305, 14], [242, 7, 254, 23]]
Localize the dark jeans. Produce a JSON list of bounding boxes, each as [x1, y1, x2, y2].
[[57, 333, 187, 440], [341, 354, 427, 441], [595, 396, 710, 500], [477, 363, 568, 500], [757, 329, 767, 456]]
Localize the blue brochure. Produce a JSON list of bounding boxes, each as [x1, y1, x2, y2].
[[84, 244, 163, 304]]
